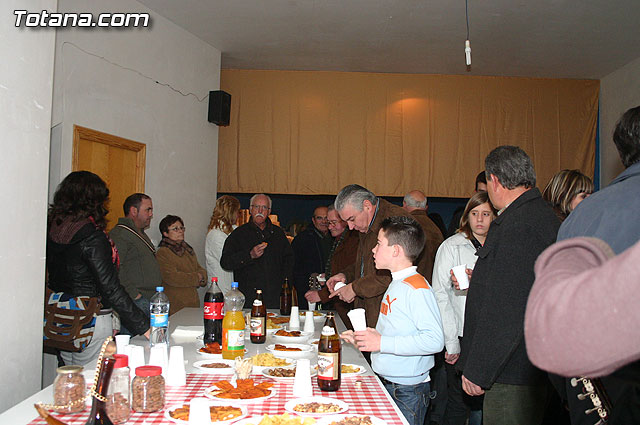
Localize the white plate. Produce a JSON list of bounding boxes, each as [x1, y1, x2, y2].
[[164, 401, 248, 424], [261, 365, 317, 381], [271, 330, 313, 344], [310, 339, 319, 350], [301, 311, 326, 322], [316, 414, 387, 425], [233, 416, 308, 425], [192, 359, 236, 374], [203, 385, 276, 404], [340, 364, 366, 376], [267, 343, 313, 359], [284, 396, 349, 417]]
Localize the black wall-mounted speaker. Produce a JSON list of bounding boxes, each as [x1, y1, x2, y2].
[[208, 90, 231, 126]]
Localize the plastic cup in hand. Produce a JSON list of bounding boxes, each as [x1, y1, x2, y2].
[[292, 358, 313, 397], [188, 397, 212, 425], [303, 311, 315, 333], [148, 345, 168, 377], [452, 264, 471, 290], [166, 345, 187, 386], [334, 281, 347, 291], [289, 306, 300, 331], [347, 308, 367, 331], [114, 334, 130, 354]]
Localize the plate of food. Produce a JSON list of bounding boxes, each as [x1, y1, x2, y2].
[[204, 379, 276, 403], [192, 359, 236, 374], [266, 319, 284, 335], [310, 339, 319, 350], [261, 365, 317, 381], [164, 401, 247, 424], [316, 415, 387, 425], [340, 364, 366, 376], [300, 311, 326, 322], [284, 397, 349, 417], [249, 352, 294, 373], [197, 342, 222, 357], [233, 413, 316, 425], [269, 316, 291, 325], [267, 343, 313, 359], [271, 329, 313, 343]]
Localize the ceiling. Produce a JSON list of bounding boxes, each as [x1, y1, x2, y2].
[[138, 0, 640, 79]]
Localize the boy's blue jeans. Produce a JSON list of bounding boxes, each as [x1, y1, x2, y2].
[[381, 378, 430, 425]]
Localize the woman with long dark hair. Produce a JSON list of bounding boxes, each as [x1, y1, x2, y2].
[[47, 171, 149, 366], [431, 191, 497, 425]]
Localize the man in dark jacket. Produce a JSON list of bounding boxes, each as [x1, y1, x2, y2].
[[291, 206, 333, 309], [220, 194, 293, 308], [457, 146, 560, 425]]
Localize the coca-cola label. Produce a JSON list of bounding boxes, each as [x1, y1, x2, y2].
[[317, 352, 339, 380], [204, 302, 224, 320]]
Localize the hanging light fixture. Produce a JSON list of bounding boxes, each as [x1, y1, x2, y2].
[[465, 0, 471, 67]]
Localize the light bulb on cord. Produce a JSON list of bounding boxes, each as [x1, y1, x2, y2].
[[465, 40, 471, 66]]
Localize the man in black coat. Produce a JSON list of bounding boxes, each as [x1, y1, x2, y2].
[[456, 146, 560, 425], [291, 206, 333, 309], [220, 194, 293, 309]]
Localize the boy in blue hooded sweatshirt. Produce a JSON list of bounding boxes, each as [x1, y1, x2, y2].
[[341, 216, 444, 425]]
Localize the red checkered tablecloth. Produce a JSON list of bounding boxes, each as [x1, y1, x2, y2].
[[29, 374, 406, 425]]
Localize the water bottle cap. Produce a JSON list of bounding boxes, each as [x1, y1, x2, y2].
[[231, 282, 239, 288], [156, 286, 164, 292]]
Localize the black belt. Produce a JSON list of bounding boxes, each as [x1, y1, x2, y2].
[[97, 309, 113, 316]]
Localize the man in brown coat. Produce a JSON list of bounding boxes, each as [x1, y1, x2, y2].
[[402, 190, 444, 280], [328, 184, 422, 329]]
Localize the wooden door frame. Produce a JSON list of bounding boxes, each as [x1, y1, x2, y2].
[[72, 125, 146, 191]]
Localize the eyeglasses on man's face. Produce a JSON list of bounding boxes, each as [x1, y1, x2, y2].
[[250, 204, 271, 211], [169, 226, 186, 232]]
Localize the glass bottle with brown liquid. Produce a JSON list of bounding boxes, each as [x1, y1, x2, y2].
[[317, 312, 341, 391], [280, 278, 292, 315], [250, 289, 266, 344]]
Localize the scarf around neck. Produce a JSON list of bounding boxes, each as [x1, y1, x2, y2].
[[158, 237, 194, 257]]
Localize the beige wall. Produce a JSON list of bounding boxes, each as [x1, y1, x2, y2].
[[0, 0, 56, 413], [599, 56, 640, 185], [51, 0, 222, 257]]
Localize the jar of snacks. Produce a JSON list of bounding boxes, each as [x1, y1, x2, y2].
[[131, 365, 165, 412], [106, 354, 131, 423], [53, 365, 86, 413]]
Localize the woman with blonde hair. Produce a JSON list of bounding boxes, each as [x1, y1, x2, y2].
[[542, 169, 594, 221], [205, 195, 241, 294]]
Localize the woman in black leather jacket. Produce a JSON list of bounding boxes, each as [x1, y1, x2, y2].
[[47, 171, 149, 366]]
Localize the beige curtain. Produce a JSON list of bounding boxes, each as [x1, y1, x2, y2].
[[218, 70, 599, 197]]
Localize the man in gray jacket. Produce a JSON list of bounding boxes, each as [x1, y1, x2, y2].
[[110, 193, 162, 332]]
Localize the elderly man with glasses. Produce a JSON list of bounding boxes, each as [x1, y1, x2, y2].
[[220, 193, 293, 308]]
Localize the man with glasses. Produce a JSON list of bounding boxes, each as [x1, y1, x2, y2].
[[221, 193, 293, 308], [291, 206, 333, 309], [110, 193, 162, 334]]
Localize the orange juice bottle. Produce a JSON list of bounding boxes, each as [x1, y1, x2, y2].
[[222, 282, 246, 360]]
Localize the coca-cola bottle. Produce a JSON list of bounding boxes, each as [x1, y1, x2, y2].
[[204, 277, 224, 345]]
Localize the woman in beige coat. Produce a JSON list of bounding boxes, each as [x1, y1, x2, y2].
[[157, 215, 207, 314]]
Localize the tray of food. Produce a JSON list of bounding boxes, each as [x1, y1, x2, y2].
[[284, 397, 349, 417], [164, 401, 247, 424]]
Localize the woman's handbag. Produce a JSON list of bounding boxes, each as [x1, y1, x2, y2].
[[43, 288, 100, 352]]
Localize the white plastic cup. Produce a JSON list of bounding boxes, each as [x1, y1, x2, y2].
[[303, 311, 315, 333], [166, 345, 187, 386], [114, 334, 130, 354], [188, 397, 212, 425], [128, 345, 145, 381], [289, 306, 300, 331], [148, 345, 169, 377], [452, 264, 471, 290], [333, 281, 347, 291], [308, 302, 316, 311], [292, 358, 313, 397], [347, 308, 367, 331]]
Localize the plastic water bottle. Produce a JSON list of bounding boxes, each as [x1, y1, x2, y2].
[[222, 282, 245, 360], [150, 286, 170, 347]]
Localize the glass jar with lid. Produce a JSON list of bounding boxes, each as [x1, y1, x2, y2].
[[131, 365, 165, 412], [53, 365, 87, 413], [106, 354, 131, 423]]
